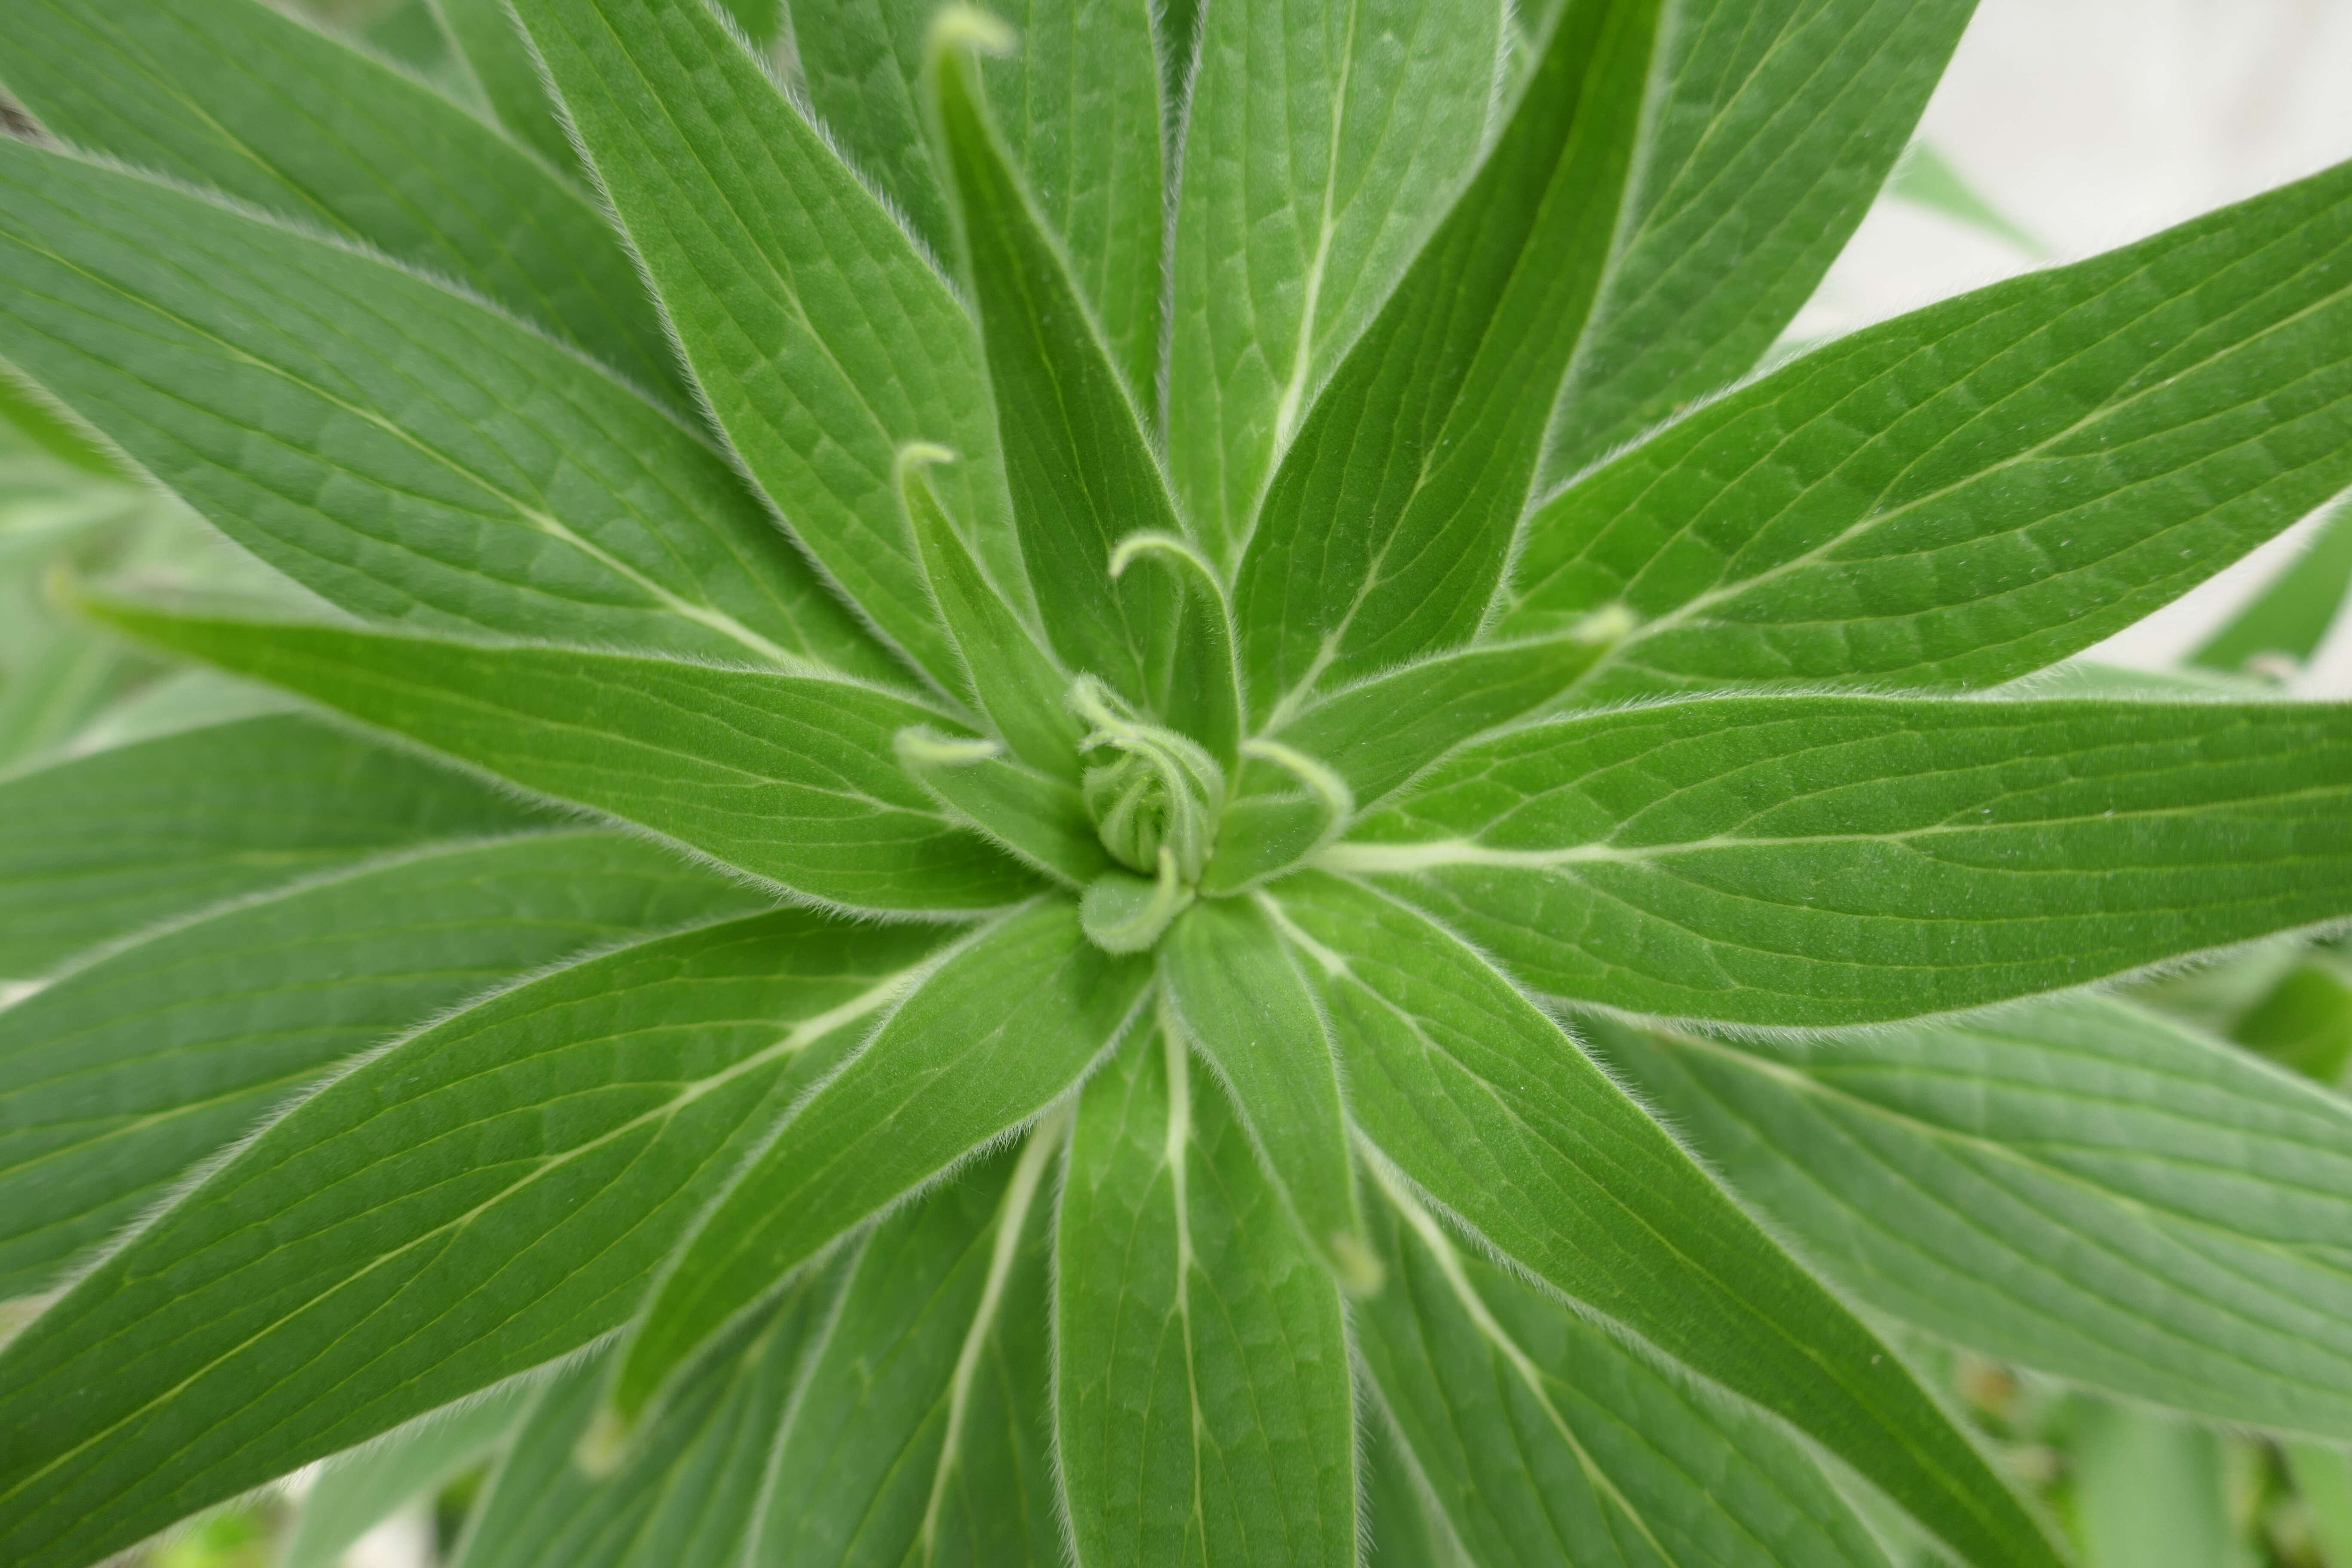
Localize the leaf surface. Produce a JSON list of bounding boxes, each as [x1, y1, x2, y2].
[[0, 715, 540, 979], [1506, 157, 2352, 698], [1270, 871, 2063, 1568], [1057, 1026, 1358, 1568], [1358, 1185, 1895, 1568], [0, 830, 760, 1298], [433, 0, 581, 169], [1532, 0, 1976, 485], [612, 900, 1148, 1420], [1160, 898, 1368, 1282], [748, 1134, 1062, 1568], [0, 909, 951, 1568], [1167, 0, 1501, 564], [1334, 695, 2352, 1026], [934, 44, 1182, 714], [1599, 995, 2352, 1439], [0, 143, 881, 672], [1231, 0, 1662, 718], [0, 0, 684, 400], [282, 1375, 536, 1568], [98, 609, 1025, 914], [511, 0, 1011, 686], [2194, 497, 2352, 674]]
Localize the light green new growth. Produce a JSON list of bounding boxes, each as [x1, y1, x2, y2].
[[0, 0, 2347, 1566]]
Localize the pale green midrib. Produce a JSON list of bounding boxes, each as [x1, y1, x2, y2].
[[4, 212, 808, 669], [0, 947, 920, 1519], [1163, 1014, 1211, 1556], [1266, 0, 1365, 457]]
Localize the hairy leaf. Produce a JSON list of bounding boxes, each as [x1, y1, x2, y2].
[[0, 0, 684, 400], [97, 609, 1023, 913], [1506, 158, 2352, 698], [612, 900, 1148, 1421], [1268, 872, 2064, 1568], [0, 830, 760, 1298], [282, 1376, 536, 1568], [1600, 996, 2352, 1439], [1334, 695, 2352, 1025], [0, 910, 951, 1568], [1057, 1026, 1359, 1568]]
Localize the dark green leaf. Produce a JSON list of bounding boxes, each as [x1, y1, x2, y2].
[[0, 830, 761, 1298], [2194, 498, 2352, 674], [1335, 695, 2352, 1026], [1599, 996, 2352, 1438], [1269, 871, 2064, 1568], [1505, 157, 2352, 698], [1231, 0, 1663, 717], [0, 715, 540, 979], [282, 1376, 536, 1568], [510, 0, 1012, 688], [1057, 1025, 1358, 1568], [96, 609, 1025, 914], [0, 0, 685, 401], [612, 899, 1148, 1421], [0, 910, 950, 1568]]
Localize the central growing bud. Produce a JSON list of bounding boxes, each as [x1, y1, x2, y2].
[[1068, 677, 1226, 953]]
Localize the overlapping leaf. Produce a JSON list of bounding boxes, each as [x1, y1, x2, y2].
[[0, 910, 950, 1568], [1599, 996, 2352, 1438]]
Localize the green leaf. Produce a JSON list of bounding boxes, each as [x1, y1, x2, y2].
[[1166, 0, 1502, 565], [1533, 0, 1977, 486], [2067, 1402, 2235, 1568], [1597, 995, 2352, 1439], [0, 715, 541, 979], [0, 0, 686, 402], [1886, 141, 2044, 256], [282, 1375, 536, 1568], [1160, 898, 1372, 1286], [1231, 0, 1664, 718], [1334, 695, 2352, 1026], [611, 899, 1149, 1422], [0, 909, 951, 1568], [898, 447, 1083, 778], [1357, 1182, 1896, 1568], [1056, 1025, 1358, 1568], [895, 731, 1108, 886], [0, 830, 761, 1298], [2286, 1440, 2352, 1568], [453, 1276, 839, 1568], [2194, 497, 2352, 675], [95, 609, 1026, 914], [1504, 157, 2352, 699], [1361, 1415, 1473, 1568], [0, 144, 884, 674], [749, 1131, 1062, 1568], [1268, 872, 2064, 1568], [509, 0, 1012, 689], [932, 33, 1184, 716], [432, 0, 583, 170]]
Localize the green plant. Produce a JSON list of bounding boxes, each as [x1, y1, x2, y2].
[[3, 0, 2352, 1562]]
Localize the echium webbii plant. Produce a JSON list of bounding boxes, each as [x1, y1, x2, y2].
[[3, 0, 2352, 1562]]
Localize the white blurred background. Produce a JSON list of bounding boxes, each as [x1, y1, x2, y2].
[[1800, 0, 2352, 692]]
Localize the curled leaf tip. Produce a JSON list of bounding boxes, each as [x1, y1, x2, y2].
[[1107, 529, 1216, 585], [893, 440, 960, 485], [925, 4, 1015, 60], [894, 724, 1003, 769], [1079, 849, 1194, 953], [1571, 602, 1641, 645], [573, 1405, 630, 1480], [1328, 1230, 1386, 1297]]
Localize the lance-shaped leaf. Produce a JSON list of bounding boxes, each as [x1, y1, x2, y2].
[[454, 1273, 839, 1568], [1231, 0, 1662, 720], [1167, 0, 1502, 565], [2194, 497, 2352, 674], [932, 30, 1183, 715], [1333, 695, 2352, 1027], [0, 910, 952, 1568], [0, 0, 683, 401], [894, 732, 1107, 887], [433, 0, 580, 170], [0, 830, 762, 1298], [1504, 157, 2352, 700], [1361, 1415, 1472, 1568], [1533, 0, 1976, 487], [1057, 1026, 1358, 1568], [1598, 996, 2352, 1439], [97, 609, 1023, 914], [1160, 898, 1371, 1287], [1358, 1184, 1897, 1568], [0, 144, 884, 674], [748, 1131, 1062, 1568], [282, 1376, 536, 1568], [510, 0, 1011, 688], [1269, 872, 2065, 1568], [611, 900, 1149, 1422], [899, 447, 1082, 777], [0, 715, 542, 979]]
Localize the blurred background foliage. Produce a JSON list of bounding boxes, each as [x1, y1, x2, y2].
[[4, 0, 2352, 1563]]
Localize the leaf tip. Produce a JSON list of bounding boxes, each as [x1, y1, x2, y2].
[[1329, 1228, 1385, 1297], [925, 4, 1015, 63]]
